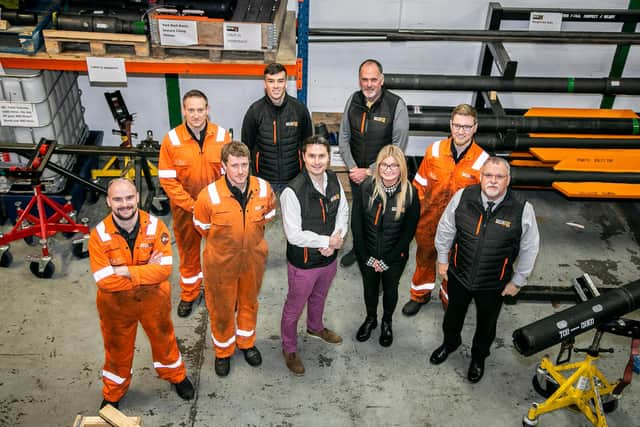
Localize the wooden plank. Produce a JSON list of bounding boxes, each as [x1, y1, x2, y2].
[[0, 20, 10, 31], [553, 182, 640, 199], [43, 30, 148, 43], [98, 405, 140, 427], [312, 112, 342, 134], [72, 416, 141, 427], [554, 154, 640, 173], [530, 147, 640, 162], [43, 30, 149, 57], [276, 12, 297, 64]]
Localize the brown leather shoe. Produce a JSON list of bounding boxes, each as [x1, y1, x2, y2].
[[283, 351, 305, 375], [307, 328, 343, 344]]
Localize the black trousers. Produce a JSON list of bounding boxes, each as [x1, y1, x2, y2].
[[358, 259, 408, 321], [442, 275, 504, 360]]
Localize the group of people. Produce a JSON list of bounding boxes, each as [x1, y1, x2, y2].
[[87, 59, 540, 408]]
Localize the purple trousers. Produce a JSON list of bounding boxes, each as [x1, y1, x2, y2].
[[281, 259, 338, 353]]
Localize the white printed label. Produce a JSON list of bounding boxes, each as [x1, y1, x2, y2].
[[223, 22, 261, 51], [529, 12, 563, 31], [159, 19, 198, 46], [86, 57, 127, 84], [0, 102, 39, 127]]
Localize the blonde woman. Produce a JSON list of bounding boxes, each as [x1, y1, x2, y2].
[[352, 145, 419, 346]]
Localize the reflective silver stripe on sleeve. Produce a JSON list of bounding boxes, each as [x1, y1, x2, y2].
[[93, 265, 115, 282], [264, 209, 276, 220], [431, 140, 441, 157], [414, 172, 427, 187], [160, 256, 173, 265], [146, 215, 158, 235], [257, 177, 267, 198], [411, 282, 435, 291], [96, 221, 110, 242], [181, 272, 203, 284], [168, 129, 181, 146], [158, 169, 177, 178], [207, 183, 221, 205], [216, 126, 226, 142], [472, 151, 490, 170], [193, 217, 211, 230]]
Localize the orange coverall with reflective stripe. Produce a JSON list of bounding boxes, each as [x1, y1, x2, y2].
[[411, 138, 488, 306], [88, 211, 186, 403], [193, 176, 276, 358], [158, 122, 230, 302]]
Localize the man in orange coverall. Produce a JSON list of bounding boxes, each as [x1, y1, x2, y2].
[[89, 178, 194, 409], [193, 141, 276, 377], [402, 104, 489, 316], [158, 89, 231, 317]]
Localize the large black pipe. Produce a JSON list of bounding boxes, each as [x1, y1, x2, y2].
[[510, 167, 640, 186], [410, 114, 640, 135], [309, 28, 640, 45], [474, 134, 640, 151], [512, 279, 640, 357], [385, 74, 640, 95]]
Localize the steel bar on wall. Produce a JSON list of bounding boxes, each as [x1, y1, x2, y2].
[[309, 29, 640, 44], [409, 114, 640, 134], [385, 74, 640, 94]]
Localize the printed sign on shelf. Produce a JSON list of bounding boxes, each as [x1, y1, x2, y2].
[[159, 19, 198, 46], [223, 22, 261, 51], [529, 12, 563, 31], [86, 57, 127, 84]]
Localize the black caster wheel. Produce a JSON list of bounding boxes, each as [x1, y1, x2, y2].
[[24, 235, 37, 246], [29, 260, 55, 278], [602, 396, 618, 413], [72, 242, 89, 259], [532, 373, 558, 398], [86, 190, 100, 205], [0, 251, 12, 267], [150, 199, 170, 216]]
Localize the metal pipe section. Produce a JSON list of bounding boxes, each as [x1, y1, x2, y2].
[[474, 134, 640, 151], [385, 74, 640, 95], [0, 142, 158, 158], [512, 279, 640, 357], [410, 114, 640, 135], [309, 28, 640, 44], [510, 167, 640, 187]]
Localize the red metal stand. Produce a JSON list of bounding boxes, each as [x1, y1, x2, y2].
[[0, 139, 90, 278]]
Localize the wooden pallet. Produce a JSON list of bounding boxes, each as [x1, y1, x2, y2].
[[43, 30, 149, 57], [150, 43, 276, 62]]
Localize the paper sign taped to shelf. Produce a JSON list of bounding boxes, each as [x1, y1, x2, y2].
[[0, 102, 39, 127], [86, 57, 127, 84], [223, 22, 261, 51], [158, 19, 197, 46], [529, 12, 562, 31]]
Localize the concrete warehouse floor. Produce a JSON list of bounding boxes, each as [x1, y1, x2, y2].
[[0, 189, 639, 427]]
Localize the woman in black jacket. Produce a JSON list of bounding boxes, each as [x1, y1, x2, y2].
[[352, 145, 420, 347]]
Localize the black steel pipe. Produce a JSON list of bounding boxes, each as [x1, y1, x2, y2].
[[474, 134, 640, 151], [512, 279, 640, 356], [0, 142, 158, 158], [410, 114, 640, 135], [385, 74, 640, 95], [510, 167, 640, 187], [309, 28, 640, 44]]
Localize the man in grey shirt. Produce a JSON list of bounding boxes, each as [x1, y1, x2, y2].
[[429, 156, 539, 384], [338, 58, 409, 267]]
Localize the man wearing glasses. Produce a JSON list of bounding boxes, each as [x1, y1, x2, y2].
[[403, 104, 489, 316], [430, 156, 539, 383]]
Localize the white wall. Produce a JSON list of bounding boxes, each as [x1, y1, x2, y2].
[[79, 0, 640, 154]]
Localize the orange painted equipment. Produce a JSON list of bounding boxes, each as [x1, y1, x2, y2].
[[553, 182, 640, 199], [89, 211, 186, 402]]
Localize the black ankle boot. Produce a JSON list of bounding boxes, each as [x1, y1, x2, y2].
[[356, 316, 377, 342], [379, 319, 393, 347]]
